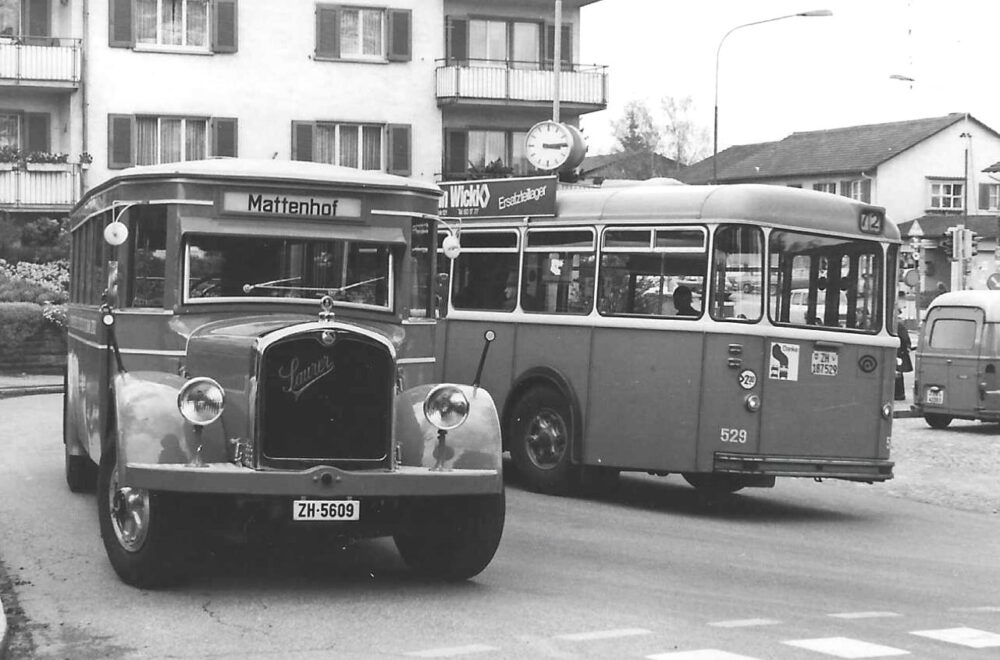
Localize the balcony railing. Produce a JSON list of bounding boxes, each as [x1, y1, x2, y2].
[[0, 163, 82, 210], [0, 36, 81, 87], [436, 59, 607, 109]]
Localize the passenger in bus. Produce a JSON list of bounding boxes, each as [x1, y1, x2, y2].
[[672, 285, 699, 317]]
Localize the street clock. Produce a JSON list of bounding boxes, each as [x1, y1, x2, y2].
[[524, 120, 586, 172]]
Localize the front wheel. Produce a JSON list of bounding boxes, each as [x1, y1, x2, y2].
[[508, 386, 574, 494], [394, 492, 505, 581], [924, 413, 953, 429], [98, 445, 191, 588]]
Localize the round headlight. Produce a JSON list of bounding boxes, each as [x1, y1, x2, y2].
[[423, 384, 470, 431], [881, 402, 894, 419], [177, 377, 225, 426], [745, 394, 762, 412]]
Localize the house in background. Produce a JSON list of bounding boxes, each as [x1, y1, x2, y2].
[[680, 113, 1000, 300], [0, 0, 607, 222], [578, 151, 679, 185]]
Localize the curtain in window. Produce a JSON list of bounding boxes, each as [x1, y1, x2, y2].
[[512, 23, 540, 69], [361, 9, 382, 56], [159, 118, 182, 163], [468, 130, 506, 169], [469, 20, 507, 65], [136, 117, 158, 165], [341, 9, 359, 56], [0, 114, 18, 148], [340, 125, 359, 168], [362, 126, 381, 170], [161, 0, 183, 45], [511, 131, 528, 175], [135, 0, 157, 44], [185, 120, 206, 160], [0, 0, 20, 37], [186, 0, 208, 47], [315, 124, 336, 164]]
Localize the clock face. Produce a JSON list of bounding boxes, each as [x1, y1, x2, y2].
[[525, 121, 572, 171]]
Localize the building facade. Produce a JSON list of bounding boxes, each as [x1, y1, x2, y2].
[[0, 0, 607, 219]]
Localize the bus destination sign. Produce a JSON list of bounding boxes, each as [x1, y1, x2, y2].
[[438, 176, 557, 218], [223, 192, 361, 219]]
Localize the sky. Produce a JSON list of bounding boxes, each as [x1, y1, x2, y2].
[[579, 0, 1000, 157]]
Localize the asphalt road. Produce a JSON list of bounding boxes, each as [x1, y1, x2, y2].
[[2, 394, 999, 659]]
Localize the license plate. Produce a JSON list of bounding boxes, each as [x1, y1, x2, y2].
[[293, 499, 360, 521], [926, 388, 944, 405]]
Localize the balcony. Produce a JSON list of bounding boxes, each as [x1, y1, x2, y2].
[[0, 163, 82, 211], [0, 36, 82, 90], [436, 59, 607, 113]]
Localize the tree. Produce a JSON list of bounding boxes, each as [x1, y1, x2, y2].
[[661, 95, 710, 167], [611, 100, 661, 154]]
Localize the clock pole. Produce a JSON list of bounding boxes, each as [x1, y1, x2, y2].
[[553, 0, 562, 123]]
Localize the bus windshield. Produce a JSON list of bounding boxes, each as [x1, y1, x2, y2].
[[768, 229, 883, 332], [184, 234, 392, 309]]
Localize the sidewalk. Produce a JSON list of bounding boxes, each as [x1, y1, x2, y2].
[[0, 373, 63, 399]]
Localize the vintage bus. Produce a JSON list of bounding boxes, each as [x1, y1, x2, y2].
[[437, 180, 898, 495], [64, 159, 504, 587]]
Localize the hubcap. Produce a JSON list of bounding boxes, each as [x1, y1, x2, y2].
[[524, 408, 567, 470], [108, 465, 150, 552]]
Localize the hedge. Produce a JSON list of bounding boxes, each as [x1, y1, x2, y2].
[[0, 302, 66, 374]]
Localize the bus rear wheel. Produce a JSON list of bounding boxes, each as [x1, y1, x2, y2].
[[924, 413, 952, 429], [98, 444, 192, 588], [508, 385, 574, 494], [393, 492, 505, 581]]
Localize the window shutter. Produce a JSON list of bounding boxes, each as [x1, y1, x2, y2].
[[840, 179, 852, 197], [108, 114, 134, 169], [861, 179, 871, 203], [212, 0, 238, 53], [387, 124, 411, 176], [24, 113, 50, 152], [387, 9, 411, 62], [108, 0, 134, 48], [316, 5, 340, 59], [446, 131, 467, 176], [980, 183, 991, 210], [445, 17, 467, 64], [211, 117, 238, 157], [292, 122, 314, 161]]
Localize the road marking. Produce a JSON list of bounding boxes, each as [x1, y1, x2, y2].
[[647, 651, 761, 660], [782, 637, 909, 657], [948, 606, 1000, 613], [556, 627, 651, 641], [828, 612, 902, 620], [708, 618, 781, 628], [406, 644, 498, 658], [910, 627, 1000, 648]]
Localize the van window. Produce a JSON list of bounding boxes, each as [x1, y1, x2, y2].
[[928, 319, 977, 349]]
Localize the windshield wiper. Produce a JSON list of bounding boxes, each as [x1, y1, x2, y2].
[[241, 276, 302, 294], [241, 276, 384, 296]]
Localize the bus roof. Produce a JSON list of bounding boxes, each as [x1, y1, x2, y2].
[[928, 290, 1000, 321], [73, 158, 441, 214], [549, 183, 899, 241]]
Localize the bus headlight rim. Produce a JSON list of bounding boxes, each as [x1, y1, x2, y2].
[[423, 384, 470, 431], [177, 377, 226, 426]]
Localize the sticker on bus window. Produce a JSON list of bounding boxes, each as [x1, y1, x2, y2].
[[769, 342, 800, 381], [811, 350, 839, 377]]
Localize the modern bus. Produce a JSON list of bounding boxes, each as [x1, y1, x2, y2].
[[436, 180, 898, 495], [64, 159, 504, 587]]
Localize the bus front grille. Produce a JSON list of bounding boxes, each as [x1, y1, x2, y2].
[[259, 331, 393, 468]]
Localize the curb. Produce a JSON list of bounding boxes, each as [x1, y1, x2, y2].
[[0, 385, 63, 399], [1, 592, 8, 660], [893, 409, 918, 419]]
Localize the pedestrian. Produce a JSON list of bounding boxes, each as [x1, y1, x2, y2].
[[895, 316, 914, 401]]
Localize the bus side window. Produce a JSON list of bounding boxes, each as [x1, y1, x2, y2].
[[127, 207, 168, 308], [450, 230, 519, 312], [711, 225, 763, 322], [522, 229, 595, 315]]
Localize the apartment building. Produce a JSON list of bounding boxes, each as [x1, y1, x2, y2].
[[0, 0, 607, 219]]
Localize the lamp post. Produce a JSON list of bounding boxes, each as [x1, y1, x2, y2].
[[712, 9, 832, 184]]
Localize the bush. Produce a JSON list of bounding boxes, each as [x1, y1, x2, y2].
[[0, 302, 45, 345], [0, 258, 69, 295]]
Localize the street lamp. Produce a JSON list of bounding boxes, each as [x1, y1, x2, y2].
[[712, 9, 833, 184]]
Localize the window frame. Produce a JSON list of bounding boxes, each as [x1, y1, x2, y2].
[[135, 115, 209, 166], [133, 0, 212, 52], [449, 228, 521, 313], [929, 179, 965, 211]]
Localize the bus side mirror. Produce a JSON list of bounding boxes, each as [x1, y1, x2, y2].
[[104, 221, 129, 246], [442, 235, 461, 259]]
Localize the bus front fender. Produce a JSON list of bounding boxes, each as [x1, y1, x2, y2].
[[395, 384, 502, 471]]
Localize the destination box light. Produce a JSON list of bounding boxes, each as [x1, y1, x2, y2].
[[223, 192, 361, 219]]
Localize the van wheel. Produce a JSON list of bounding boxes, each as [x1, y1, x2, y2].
[[924, 413, 953, 429], [98, 444, 191, 588], [508, 386, 574, 494], [394, 492, 505, 581], [682, 473, 745, 495]]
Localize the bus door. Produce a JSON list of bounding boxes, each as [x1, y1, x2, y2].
[[918, 306, 984, 414]]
